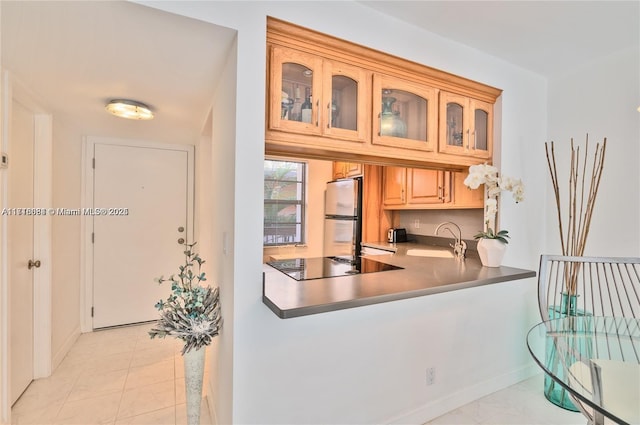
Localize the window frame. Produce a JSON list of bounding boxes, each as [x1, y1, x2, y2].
[[263, 157, 308, 247]]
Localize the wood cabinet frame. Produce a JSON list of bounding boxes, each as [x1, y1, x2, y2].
[[266, 17, 502, 170], [322, 61, 371, 143], [268, 46, 323, 135], [438, 91, 493, 159]]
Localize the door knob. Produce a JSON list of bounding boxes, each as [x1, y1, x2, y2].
[[28, 260, 41, 270], [178, 238, 185, 244]]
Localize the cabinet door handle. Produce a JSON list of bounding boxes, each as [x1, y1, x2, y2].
[[472, 130, 477, 150], [466, 129, 470, 149], [315, 100, 320, 126], [327, 102, 331, 128]]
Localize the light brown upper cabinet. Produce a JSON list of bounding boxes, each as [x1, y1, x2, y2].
[[408, 168, 451, 205], [451, 170, 484, 208], [382, 166, 407, 206], [266, 17, 502, 169], [269, 45, 370, 144], [332, 161, 363, 179], [438, 91, 493, 159], [383, 167, 451, 209], [372, 74, 438, 153], [323, 62, 371, 143]]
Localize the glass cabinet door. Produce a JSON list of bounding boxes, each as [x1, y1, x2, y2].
[[331, 75, 357, 130], [269, 46, 322, 134], [322, 61, 370, 143], [372, 75, 437, 152], [469, 99, 492, 159], [439, 91, 469, 155], [439, 91, 492, 159], [445, 101, 465, 148]]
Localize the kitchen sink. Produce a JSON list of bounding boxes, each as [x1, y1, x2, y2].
[[406, 248, 454, 258]]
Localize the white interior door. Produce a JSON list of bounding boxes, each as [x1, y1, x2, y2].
[[92, 142, 192, 329], [8, 100, 35, 405]]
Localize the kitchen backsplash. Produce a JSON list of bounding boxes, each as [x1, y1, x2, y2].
[[397, 209, 483, 240]]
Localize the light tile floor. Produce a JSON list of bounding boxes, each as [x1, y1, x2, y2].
[[426, 374, 586, 425], [11, 323, 212, 425], [12, 322, 586, 425]]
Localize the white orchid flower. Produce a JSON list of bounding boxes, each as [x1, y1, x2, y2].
[[463, 164, 525, 236]]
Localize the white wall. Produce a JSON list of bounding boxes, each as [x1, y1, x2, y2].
[[50, 118, 82, 367], [143, 1, 548, 423], [206, 35, 238, 425], [196, 126, 214, 272], [0, 3, 7, 421], [546, 47, 640, 256]]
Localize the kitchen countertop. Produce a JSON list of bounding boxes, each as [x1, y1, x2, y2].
[[262, 241, 536, 319]]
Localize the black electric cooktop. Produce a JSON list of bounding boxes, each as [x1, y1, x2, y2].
[[267, 256, 403, 281]]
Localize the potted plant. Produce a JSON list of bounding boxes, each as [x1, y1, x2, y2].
[[464, 163, 524, 267], [149, 242, 222, 425]]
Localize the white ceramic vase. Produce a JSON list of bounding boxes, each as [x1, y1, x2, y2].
[[477, 238, 507, 267], [184, 347, 206, 425]]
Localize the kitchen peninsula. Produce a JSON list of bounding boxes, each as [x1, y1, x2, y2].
[[263, 241, 536, 318], [263, 18, 535, 319]]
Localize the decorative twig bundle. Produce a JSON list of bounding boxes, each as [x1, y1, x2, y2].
[[545, 135, 607, 295]]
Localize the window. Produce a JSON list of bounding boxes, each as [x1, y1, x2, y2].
[[264, 159, 306, 246]]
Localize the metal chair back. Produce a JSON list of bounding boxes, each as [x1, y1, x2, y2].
[[538, 255, 640, 321], [537, 255, 640, 425]]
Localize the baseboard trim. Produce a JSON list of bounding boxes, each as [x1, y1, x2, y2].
[[384, 363, 540, 424], [51, 326, 81, 371]]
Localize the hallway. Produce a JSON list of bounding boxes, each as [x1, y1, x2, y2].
[[10, 323, 212, 424]]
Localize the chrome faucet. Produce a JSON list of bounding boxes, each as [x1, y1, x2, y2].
[[435, 221, 467, 259]]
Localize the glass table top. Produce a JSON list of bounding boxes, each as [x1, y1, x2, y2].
[[527, 316, 640, 425]]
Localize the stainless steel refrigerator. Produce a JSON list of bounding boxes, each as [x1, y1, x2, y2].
[[323, 177, 363, 260]]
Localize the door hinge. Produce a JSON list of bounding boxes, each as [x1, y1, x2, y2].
[[91, 307, 94, 317], [92, 158, 95, 169]]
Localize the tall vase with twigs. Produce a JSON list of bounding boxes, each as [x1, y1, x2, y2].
[[543, 135, 606, 411], [545, 134, 606, 307]]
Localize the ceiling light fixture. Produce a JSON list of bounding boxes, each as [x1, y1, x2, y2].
[[105, 99, 154, 120]]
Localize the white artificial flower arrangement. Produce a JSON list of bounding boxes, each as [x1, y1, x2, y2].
[[464, 164, 524, 243]]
